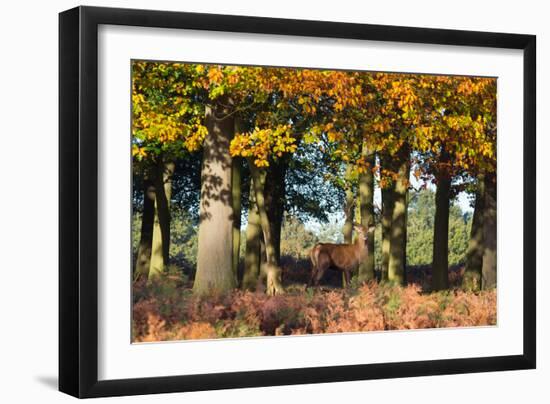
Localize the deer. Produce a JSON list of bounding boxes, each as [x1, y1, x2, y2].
[[307, 223, 375, 289]]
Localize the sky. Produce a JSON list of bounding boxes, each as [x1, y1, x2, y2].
[[304, 173, 474, 238]]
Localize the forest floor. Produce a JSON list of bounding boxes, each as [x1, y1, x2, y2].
[[132, 258, 496, 342]]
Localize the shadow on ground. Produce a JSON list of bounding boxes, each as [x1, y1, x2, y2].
[[35, 375, 58, 390]]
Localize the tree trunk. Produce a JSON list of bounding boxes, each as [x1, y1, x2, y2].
[[343, 185, 354, 244], [482, 172, 497, 289], [431, 169, 451, 291], [342, 165, 355, 287], [194, 100, 236, 295], [463, 174, 485, 291], [358, 144, 375, 283], [148, 160, 175, 280], [381, 180, 395, 283], [248, 158, 284, 295], [260, 236, 267, 274], [134, 174, 155, 281], [231, 157, 242, 282], [388, 147, 410, 286], [403, 192, 408, 272], [264, 160, 287, 265], [242, 181, 261, 290], [380, 155, 396, 283]]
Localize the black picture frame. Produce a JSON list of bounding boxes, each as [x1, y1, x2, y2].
[[59, 5, 536, 398]]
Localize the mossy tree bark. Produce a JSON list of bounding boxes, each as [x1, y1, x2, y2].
[[463, 174, 485, 291], [388, 147, 410, 286], [148, 160, 175, 280], [242, 180, 261, 290], [343, 186, 355, 244], [260, 237, 266, 273], [134, 171, 155, 281], [342, 164, 355, 287], [380, 155, 396, 283], [231, 157, 242, 282], [358, 144, 375, 283], [194, 99, 236, 295], [248, 158, 284, 295], [264, 160, 287, 266], [481, 172, 497, 289], [403, 192, 409, 271], [431, 153, 451, 291], [380, 179, 395, 283]]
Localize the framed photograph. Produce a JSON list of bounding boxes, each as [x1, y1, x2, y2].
[[59, 5, 536, 398]]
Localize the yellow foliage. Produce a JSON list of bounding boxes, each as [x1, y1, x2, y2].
[[131, 59, 496, 178]]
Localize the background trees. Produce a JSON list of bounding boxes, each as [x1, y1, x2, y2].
[[132, 62, 207, 282], [131, 60, 497, 296]]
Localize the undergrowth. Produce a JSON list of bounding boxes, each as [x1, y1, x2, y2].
[[132, 276, 496, 342]]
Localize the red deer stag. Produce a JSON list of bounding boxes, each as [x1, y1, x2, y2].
[[307, 224, 375, 289]]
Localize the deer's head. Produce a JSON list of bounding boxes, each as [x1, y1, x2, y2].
[[353, 223, 375, 242]]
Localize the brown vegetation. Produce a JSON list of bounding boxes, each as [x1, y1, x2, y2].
[[132, 269, 496, 342]]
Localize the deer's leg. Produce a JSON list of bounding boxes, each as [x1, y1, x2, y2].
[[314, 255, 329, 288], [343, 270, 351, 289], [307, 247, 319, 289], [307, 267, 316, 289], [314, 268, 325, 288]]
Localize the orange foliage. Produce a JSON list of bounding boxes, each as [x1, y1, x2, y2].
[[132, 278, 496, 343]]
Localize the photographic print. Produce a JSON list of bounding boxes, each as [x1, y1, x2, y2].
[[59, 7, 536, 396], [130, 60, 497, 343]]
